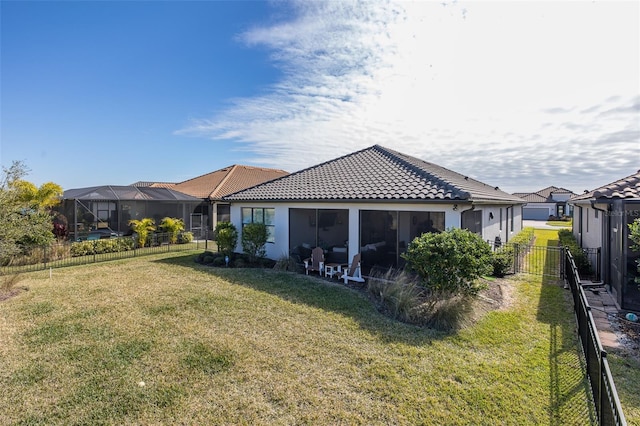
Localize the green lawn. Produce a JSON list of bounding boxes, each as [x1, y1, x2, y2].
[[1, 249, 595, 425], [545, 220, 572, 228]]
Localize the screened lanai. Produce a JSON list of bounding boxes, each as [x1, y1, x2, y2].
[[59, 186, 205, 240]]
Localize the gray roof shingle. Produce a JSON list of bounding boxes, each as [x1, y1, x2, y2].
[[225, 145, 524, 203], [571, 170, 640, 202], [512, 186, 576, 203]]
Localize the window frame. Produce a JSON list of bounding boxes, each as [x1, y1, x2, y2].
[[241, 207, 275, 243]]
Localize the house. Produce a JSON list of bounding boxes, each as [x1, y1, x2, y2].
[[131, 165, 289, 232], [167, 165, 288, 231], [224, 145, 526, 272], [569, 170, 640, 311], [61, 165, 289, 240], [60, 186, 202, 240], [512, 186, 576, 220]]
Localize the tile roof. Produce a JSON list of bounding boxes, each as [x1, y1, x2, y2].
[[171, 165, 289, 200], [512, 192, 547, 203], [225, 145, 524, 203], [571, 170, 640, 202], [512, 186, 576, 203]]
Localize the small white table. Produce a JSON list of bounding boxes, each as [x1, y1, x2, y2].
[[324, 263, 347, 279]]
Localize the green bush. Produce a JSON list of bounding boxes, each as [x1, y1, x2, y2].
[[215, 222, 238, 257], [490, 227, 535, 277], [178, 232, 193, 244], [558, 229, 592, 275], [70, 237, 135, 257], [491, 251, 513, 277], [403, 228, 492, 297], [211, 257, 225, 267], [241, 222, 268, 265], [159, 217, 185, 244]]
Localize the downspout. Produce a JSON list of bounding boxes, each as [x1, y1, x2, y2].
[[460, 204, 475, 235]]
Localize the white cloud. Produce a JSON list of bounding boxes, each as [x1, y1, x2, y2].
[[178, 0, 639, 193]]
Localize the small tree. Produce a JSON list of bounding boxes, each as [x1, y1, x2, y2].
[[128, 218, 156, 248], [159, 217, 185, 244], [402, 228, 493, 297], [241, 222, 268, 265], [629, 218, 640, 284], [0, 161, 57, 264], [215, 222, 238, 257]]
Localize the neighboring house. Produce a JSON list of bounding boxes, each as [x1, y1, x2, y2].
[[60, 186, 202, 240], [224, 145, 525, 272], [569, 170, 640, 311], [132, 165, 289, 232], [512, 186, 576, 220], [60, 165, 289, 240]]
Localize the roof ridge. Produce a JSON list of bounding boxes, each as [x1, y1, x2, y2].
[[211, 165, 239, 199], [176, 165, 235, 186], [375, 145, 473, 199]]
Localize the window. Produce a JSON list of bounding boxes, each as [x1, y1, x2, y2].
[[499, 208, 503, 231], [242, 207, 275, 243]]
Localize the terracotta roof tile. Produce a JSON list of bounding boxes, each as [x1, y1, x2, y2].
[[171, 165, 289, 200], [225, 145, 524, 203]]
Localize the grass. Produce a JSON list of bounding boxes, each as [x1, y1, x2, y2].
[[546, 220, 572, 228], [0, 249, 595, 425]]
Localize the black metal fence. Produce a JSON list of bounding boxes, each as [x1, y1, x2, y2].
[[490, 241, 601, 281], [490, 241, 565, 278], [0, 232, 214, 276], [565, 250, 627, 426]]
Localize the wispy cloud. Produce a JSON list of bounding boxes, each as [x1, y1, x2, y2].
[[178, 0, 639, 193]]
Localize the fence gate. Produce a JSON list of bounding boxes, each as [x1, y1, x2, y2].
[[514, 244, 565, 278]]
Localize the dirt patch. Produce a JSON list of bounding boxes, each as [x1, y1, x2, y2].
[[0, 287, 27, 303], [611, 313, 640, 360]]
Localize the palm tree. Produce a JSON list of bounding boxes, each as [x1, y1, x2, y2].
[[13, 180, 63, 210], [159, 217, 185, 244], [128, 218, 156, 248]]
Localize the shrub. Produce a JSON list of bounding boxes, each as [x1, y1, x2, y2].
[[558, 229, 592, 275], [367, 269, 424, 323], [490, 227, 535, 277], [403, 228, 492, 297], [241, 222, 268, 265], [212, 256, 226, 267], [491, 251, 512, 278], [178, 232, 193, 244], [70, 237, 135, 257], [215, 222, 238, 257], [273, 254, 299, 272], [128, 218, 156, 248], [419, 294, 474, 332], [159, 217, 185, 244]]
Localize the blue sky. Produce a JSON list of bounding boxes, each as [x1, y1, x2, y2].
[[1, 1, 638, 194]]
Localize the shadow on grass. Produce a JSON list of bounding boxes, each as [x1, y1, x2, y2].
[[153, 253, 443, 347], [534, 236, 597, 425]]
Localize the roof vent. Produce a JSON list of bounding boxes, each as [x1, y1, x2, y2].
[[494, 186, 499, 190]]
